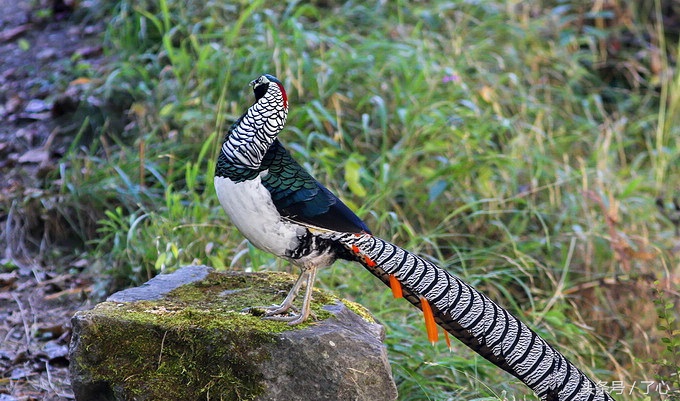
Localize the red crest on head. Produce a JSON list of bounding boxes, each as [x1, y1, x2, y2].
[[276, 82, 288, 109]]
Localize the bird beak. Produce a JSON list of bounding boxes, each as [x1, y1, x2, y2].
[[249, 79, 256, 87]]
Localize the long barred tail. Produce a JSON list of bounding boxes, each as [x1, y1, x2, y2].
[[333, 233, 614, 401]]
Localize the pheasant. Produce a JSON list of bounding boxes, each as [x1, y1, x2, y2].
[[214, 74, 615, 401]]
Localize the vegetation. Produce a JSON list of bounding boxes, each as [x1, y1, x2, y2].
[[4, 0, 679, 399]]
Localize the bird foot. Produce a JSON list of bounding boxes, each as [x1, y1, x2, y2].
[[242, 304, 297, 317], [263, 303, 298, 317], [263, 312, 305, 325], [263, 311, 317, 326], [243, 304, 316, 325], [243, 267, 319, 325]]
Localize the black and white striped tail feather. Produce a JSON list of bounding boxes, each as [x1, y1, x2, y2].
[[333, 233, 614, 401]]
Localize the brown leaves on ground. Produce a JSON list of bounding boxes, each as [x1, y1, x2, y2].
[[0, 0, 107, 399], [0, 265, 94, 400]]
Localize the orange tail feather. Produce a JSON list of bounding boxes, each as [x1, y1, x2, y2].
[[420, 297, 438, 344], [389, 274, 403, 298]]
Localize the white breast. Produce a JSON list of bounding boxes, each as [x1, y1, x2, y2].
[[214, 174, 305, 257]]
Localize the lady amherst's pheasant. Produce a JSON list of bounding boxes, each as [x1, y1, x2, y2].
[[214, 74, 615, 401]]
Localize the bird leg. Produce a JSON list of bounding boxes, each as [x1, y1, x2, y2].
[[263, 269, 308, 317], [291, 266, 317, 325], [264, 267, 317, 325]]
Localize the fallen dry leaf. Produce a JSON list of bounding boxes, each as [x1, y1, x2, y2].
[[33, 323, 68, 340], [17, 149, 50, 164], [9, 366, 37, 380], [24, 99, 50, 113], [42, 341, 69, 361], [74, 45, 102, 58], [0, 24, 32, 42], [69, 77, 92, 86], [4, 96, 23, 115], [69, 258, 89, 269], [42, 285, 93, 301], [0, 271, 18, 286]]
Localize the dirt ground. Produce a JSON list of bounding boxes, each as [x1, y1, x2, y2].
[[1, 1, 107, 399]]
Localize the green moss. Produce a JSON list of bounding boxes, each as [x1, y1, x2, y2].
[[340, 299, 377, 324], [73, 271, 353, 400]]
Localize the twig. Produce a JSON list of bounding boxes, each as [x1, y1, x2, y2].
[[45, 360, 55, 392], [11, 293, 30, 348], [158, 330, 168, 367]]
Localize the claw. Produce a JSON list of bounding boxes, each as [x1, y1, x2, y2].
[[264, 303, 299, 317], [248, 267, 319, 325], [242, 304, 299, 316], [263, 310, 313, 325]]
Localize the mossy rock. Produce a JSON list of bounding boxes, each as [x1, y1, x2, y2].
[[69, 265, 397, 401]]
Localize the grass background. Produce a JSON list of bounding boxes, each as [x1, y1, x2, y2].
[[4, 0, 680, 399]]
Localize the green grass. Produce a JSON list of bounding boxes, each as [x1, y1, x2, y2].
[[8, 0, 680, 399]]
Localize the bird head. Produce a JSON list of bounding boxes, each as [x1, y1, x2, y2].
[[250, 74, 288, 108]]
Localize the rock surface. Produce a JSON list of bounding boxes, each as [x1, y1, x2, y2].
[[69, 265, 397, 401]]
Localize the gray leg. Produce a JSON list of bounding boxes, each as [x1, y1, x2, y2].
[[286, 267, 317, 325], [264, 269, 308, 318], [263, 266, 318, 325]]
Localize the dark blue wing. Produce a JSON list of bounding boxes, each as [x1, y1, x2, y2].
[[260, 140, 371, 234]]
